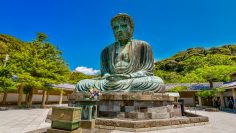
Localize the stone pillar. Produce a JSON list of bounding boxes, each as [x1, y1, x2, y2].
[[41, 90, 47, 107], [193, 96, 196, 107], [219, 93, 225, 108], [198, 96, 202, 106], [59, 90, 63, 105], [17, 85, 23, 107], [232, 88, 236, 108], [88, 105, 93, 120]]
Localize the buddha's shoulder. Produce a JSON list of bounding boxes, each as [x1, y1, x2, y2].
[[132, 40, 151, 47], [101, 43, 115, 53], [103, 43, 114, 50]]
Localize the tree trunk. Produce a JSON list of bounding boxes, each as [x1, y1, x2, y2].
[[46, 91, 49, 104], [41, 90, 47, 107], [17, 85, 23, 107], [209, 81, 213, 89], [25, 93, 29, 107], [219, 93, 225, 108], [2, 92, 7, 105], [25, 93, 29, 105], [28, 89, 34, 108], [29, 90, 34, 108]]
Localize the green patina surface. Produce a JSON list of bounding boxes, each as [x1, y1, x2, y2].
[[76, 13, 165, 93], [51, 120, 80, 131], [51, 106, 82, 131]]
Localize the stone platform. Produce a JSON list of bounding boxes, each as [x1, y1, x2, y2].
[[96, 92, 181, 119], [68, 92, 209, 132], [95, 112, 209, 132]]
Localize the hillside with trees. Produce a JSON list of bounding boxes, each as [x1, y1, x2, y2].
[[154, 45, 236, 85]]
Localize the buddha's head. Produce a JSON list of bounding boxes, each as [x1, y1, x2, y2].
[[111, 13, 134, 42]]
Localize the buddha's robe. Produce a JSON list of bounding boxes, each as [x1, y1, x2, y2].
[[76, 40, 165, 92]]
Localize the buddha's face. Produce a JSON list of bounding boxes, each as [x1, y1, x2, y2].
[[112, 18, 133, 41]]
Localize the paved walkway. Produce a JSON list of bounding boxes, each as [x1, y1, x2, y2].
[[114, 110, 236, 133], [0, 109, 50, 133], [0, 109, 236, 133]]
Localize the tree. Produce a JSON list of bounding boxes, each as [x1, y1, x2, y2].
[[196, 87, 225, 98], [181, 65, 236, 88], [0, 65, 16, 105], [67, 72, 95, 84], [168, 86, 187, 92], [154, 70, 183, 83], [182, 56, 205, 73], [20, 32, 70, 107], [1, 33, 70, 107], [182, 54, 235, 73], [180, 73, 206, 83], [196, 90, 214, 98], [154, 45, 236, 77]]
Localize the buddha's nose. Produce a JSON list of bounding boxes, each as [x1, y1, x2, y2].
[[117, 26, 122, 31]]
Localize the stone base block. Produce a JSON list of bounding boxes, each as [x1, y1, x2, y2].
[[149, 112, 170, 119], [47, 128, 82, 133], [147, 106, 167, 113], [51, 121, 80, 131], [80, 120, 95, 129]]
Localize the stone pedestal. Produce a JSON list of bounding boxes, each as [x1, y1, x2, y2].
[[50, 106, 81, 131], [71, 99, 98, 129], [80, 120, 96, 129], [68, 92, 181, 120], [96, 92, 179, 120], [73, 100, 97, 120], [68, 92, 209, 131]]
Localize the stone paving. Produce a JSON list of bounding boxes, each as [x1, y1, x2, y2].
[[121, 110, 236, 133], [0, 108, 236, 133], [0, 108, 50, 133]]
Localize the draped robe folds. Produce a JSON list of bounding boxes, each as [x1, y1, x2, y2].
[[76, 40, 165, 92]]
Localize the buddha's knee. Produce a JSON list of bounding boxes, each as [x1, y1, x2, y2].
[[76, 79, 95, 91], [150, 76, 164, 84], [132, 76, 164, 84], [130, 76, 165, 92]]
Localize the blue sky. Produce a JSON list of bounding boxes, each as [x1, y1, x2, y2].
[[1, 0, 236, 72]]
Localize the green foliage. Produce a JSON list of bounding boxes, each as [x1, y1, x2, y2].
[[196, 87, 226, 98], [155, 45, 236, 83], [180, 73, 206, 83], [196, 90, 214, 98], [181, 65, 236, 87], [154, 70, 183, 83], [214, 87, 225, 93], [193, 65, 235, 82], [182, 54, 235, 73], [168, 86, 187, 92], [182, 56, 205, 72], [67, 72, 95, 84], [0, 65, 16, 92], [0, 33, 70, 94]]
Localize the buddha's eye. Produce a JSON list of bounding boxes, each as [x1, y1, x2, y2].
[[113, 26, 118, 30], [121, 24, 127, 28]]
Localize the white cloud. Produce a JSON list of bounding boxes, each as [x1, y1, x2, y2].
[[75, 66, 100, 75]]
